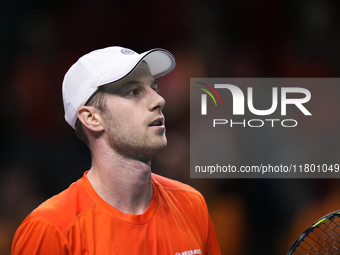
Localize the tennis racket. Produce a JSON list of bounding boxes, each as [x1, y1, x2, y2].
[[287, 210, 340, 254]]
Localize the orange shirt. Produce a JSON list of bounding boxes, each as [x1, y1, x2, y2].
[[11, 172, 221, 255]]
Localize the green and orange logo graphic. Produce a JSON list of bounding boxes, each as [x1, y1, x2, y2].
[[196, 82, 222, 115]]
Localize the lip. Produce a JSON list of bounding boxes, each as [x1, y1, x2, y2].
[[149, 117, 165, 129]]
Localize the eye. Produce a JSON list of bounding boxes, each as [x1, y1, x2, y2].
[[127, 88, 140, 96]]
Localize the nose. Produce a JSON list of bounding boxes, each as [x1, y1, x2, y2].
[[148, 89, 165, 112]]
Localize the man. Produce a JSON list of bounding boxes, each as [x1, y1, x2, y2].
[[11, 46, 221, 254]]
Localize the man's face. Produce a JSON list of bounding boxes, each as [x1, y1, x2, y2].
[[100, 62, 167, 160]]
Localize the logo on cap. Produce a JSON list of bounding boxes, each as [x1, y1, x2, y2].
[[121, 48, 136, 55]]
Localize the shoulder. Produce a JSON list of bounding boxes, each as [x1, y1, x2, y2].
[[27, 179, 95, 232], [152, 173, 201, 194], [151, 173, 206, 206], [12, 179, 93, 254]]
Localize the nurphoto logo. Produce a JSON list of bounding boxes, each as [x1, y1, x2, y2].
[[190, 78, 339, 179], [196, 81, 312, 128]]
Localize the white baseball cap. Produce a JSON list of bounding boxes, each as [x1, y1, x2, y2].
[[62, 46, 176, 128]]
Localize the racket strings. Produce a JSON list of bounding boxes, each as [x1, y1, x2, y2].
[[294, 217, 340, 254]]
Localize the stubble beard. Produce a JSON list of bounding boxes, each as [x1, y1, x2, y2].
[[106, 114, 167, 163]]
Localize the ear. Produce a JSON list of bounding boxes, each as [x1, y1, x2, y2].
[[77, 106, 105, 132]]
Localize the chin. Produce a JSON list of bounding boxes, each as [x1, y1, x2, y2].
[[146, 141, 167, 156], [117, 141, 167, 161], [129, 144, 167, 163]]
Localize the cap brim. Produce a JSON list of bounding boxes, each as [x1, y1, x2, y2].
[[99, 48, 176, 87], [141, 48, 176, 78]]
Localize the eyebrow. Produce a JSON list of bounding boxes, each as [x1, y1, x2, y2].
[[121, 79, 158, 87], [103, 79, 158, 95]]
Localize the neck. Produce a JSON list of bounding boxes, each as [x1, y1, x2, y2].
[[87, 147, 153, 215]]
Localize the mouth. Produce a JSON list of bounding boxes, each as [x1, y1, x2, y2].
[[149, 117, 164, 127]]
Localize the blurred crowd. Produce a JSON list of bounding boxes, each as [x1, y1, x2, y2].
[[1, 0, 340, 254]]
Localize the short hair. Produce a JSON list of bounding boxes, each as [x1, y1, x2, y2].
[[74, 86, 107, 145]]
